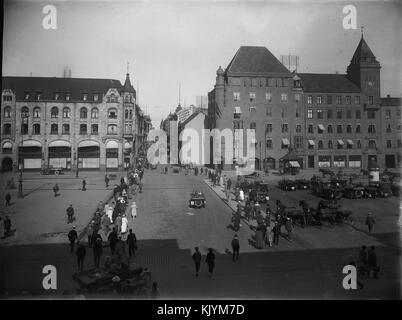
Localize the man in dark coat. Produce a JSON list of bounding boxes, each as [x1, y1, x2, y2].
[[192, 247, 202, 276], [205, 248, 215, 277], [231, 235, 240, 261], [126, 229, 137, 258], [66, 205, 75, 224], [365, 213, 375, 234], [93, 238, 103, 268], [5, 193, 11, 207], [76, 242, 86, 271], [4, 216, 12, 237], [108, 227, 118, 255], [367, 246, 379, 278], [105, 175, 110, 188], [82, 179, 86, 191], [273, 222, 281, 245], [68, 226, 78, 253]]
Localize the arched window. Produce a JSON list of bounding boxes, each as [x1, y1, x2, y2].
[[80, 124, 87, 134], [110, 94, 117, 103], [318, 140, 323, 149], [108, 108, 117, 119], [33, 123, 41, 135], [62, 124, 70, 135], [50, 124, 58, 134], [51, 107, 59, 118], [125, 109, 129, 119], [63, 107, 70, 118], [3, 124, 11, 135], [91, 108, 99, 119], [4, 107, 11, 118], [328, 140, 333, 149], [107, 124, 117, 134], [33, 107, 41, 118], [21, 107, 29, 118], [368, 140, 376, 149], [327, 125, 333, 134], [91, 124, 99, 134], [80, 107, 88, 119]]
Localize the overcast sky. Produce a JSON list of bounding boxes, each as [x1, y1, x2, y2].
[[3, 0, 402, 127]]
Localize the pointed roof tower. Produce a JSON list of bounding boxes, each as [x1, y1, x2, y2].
[[123, 73, 135, 94], [349, 35, 379, 66]]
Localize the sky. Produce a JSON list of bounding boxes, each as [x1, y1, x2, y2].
[[2, 0, 402, 128]]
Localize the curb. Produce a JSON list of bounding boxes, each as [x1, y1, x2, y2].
[[202, 179, 236, 214]]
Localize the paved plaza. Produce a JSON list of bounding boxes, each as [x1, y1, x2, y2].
[[0, 168, 401, 299]]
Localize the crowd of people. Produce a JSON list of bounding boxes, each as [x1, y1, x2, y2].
[[67, 166, 145, 271]]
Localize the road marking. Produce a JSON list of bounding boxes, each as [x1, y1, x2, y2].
[[185, 212, 194, 216]]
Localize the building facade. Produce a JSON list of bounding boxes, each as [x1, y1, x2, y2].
[[208, 36, 397, 172], [0, 73, 150, 172], [380, 96, 402, 171]]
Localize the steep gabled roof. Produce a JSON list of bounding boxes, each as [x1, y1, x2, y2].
[[2, 76, 123, 101], [179, 110, 206, 128], [350, 36, 379, 64], [122, 73, 136, 94], [225, 46, 290, 75], [298, 73, 360, 93]]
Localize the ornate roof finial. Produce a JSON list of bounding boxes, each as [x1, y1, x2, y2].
[[127, 61, 130, 74], [361, 25, 364, 39]]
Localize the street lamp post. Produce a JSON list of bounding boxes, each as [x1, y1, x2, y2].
[[17, 115, 28, 198], [75, 148, 79, 178]]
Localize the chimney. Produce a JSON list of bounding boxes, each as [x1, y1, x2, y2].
[[387, 94, 390, 98]]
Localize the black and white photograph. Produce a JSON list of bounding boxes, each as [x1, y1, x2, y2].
[[0, 0, 401, 303]]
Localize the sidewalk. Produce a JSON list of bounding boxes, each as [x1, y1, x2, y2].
[[202, 178, 386, 251]]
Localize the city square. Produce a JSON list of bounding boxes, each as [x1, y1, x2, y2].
[[0, 0, 401, 301]]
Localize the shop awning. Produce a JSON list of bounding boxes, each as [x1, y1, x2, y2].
[[234, 107, 242, 114], [2, 142, 12, 149], [282, 138, 290, 145], [19, 140, 42, 147], [78, 140, 99, 148], [318, 124, 325, 131], [49, 140, 71, 147], [308, 140, 315, 146], [347, 139, 354, 145], [337, 139, 344, 145], [106, 140, 119, 149], [124, 142, 132, 149], [289, 161, 300, 168]]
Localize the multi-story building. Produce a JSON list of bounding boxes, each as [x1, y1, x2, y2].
[[380, 95, 402, 171], [0, 72, 150, 172], [207, 46, 303, 171], [299, 35, 382, 170], [177, 105, 198, 124], [208, 36, 391, 172]]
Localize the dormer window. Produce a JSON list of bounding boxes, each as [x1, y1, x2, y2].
[[37, 93, 41, 100], [54, 93, 59, 100], [83, 94, 88, 101], [66, 94, 70, 101], [3, 95, 12, 102], [109, 93, 117, 103], [94, 94, 99, 102], [25, 93, 29, 100]]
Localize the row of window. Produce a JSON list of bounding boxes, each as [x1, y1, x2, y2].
[[307, 95, 362, 105], [384, 109, 402, 119], [2, 123, 121, 135], [233, 92, 293, 103], [3, 106, 133, 120], [307, 108, 371, 119], [264, 139, 380, 150]]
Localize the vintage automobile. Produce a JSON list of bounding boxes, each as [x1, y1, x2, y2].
[[243, 171, 261, 179], [253, 182, 270, 202], [295, 179, 310, 190], [343, 186, 365, 199], [365, 183, 392, 198], [319, 168, 335, 178], [149, 163, 157, 170], [189, 190, 206, 208], [41, 166, 64, 175], [278, 179, 297, 191], [172, 165, 181, 173], [391, 183, 401, 197]]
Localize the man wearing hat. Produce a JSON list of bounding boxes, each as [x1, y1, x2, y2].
[[365, 212, 376, 234], [231, 234, 240, 261], [68, 226, 78, 253]]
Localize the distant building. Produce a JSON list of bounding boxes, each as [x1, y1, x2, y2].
[[177, 105, 198, 124], [196, 96, 208, 109], [1, 73, 150, 172], [380, 95, 402, 170]]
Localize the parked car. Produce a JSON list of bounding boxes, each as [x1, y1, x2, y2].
[[343, 186, 365, 199], [253, 182, 270, 202], [41, 166, 64, 175], [366, 183, 392, 198], [295, 179, 310, 190], [278, 179, 296, 191]]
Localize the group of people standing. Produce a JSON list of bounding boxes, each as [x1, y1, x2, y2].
[[68, 166, 145, 272]]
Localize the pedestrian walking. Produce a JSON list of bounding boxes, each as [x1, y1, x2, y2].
[[86, 222, 94, 246], [126, 229, 137, 258], [365, 213, 375, 234], [105, 174, 109, 188], [367, 246, 380, 278], [150, 281, 160, 299], [265, 222, 273, 247], [53, 183, 59, 197], [273, 221, 281, 246], [66, 204, 75, 224], [285, 218, 293, 241], [76, 242, 86, 271], [131, 202, 137, 219], [82, 179, 87, 191], [115, 215, 122, 234], [192, 247, 202, 276], [3, 216, 12, 238], [93, 238, 103, 268], [231, 235, 240, 261], [205, 248, 215, 277], [227, 178, 232, 190], [121, 214, 128, 235], [108, 227, 118, 255], [225, 188, 230, 202], [68, 226, 78, 253], [5, 193, 11, 207], [115, 236, 126, 258], [358, 245, 368, 276], [239, 188, 244, 202]]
